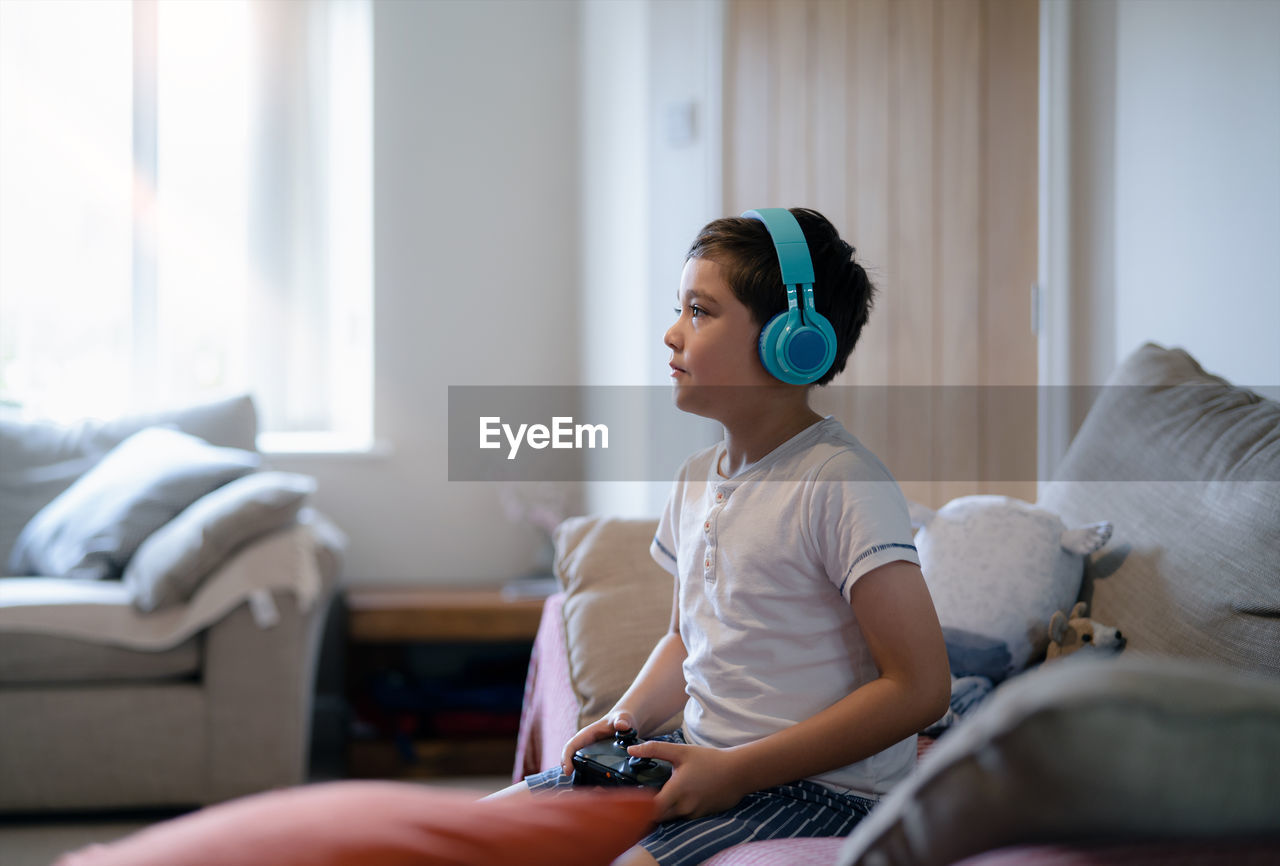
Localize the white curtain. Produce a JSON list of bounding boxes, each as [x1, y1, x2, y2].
[[0, 0, 372, 447]]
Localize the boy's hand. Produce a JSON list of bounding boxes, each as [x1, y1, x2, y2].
[[626, 740, 750, 822], [559, 710, 640, 776]]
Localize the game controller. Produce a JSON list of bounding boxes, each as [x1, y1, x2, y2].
[[571, 727, 673, 789]]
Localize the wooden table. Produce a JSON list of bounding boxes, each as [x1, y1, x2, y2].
[[343, 586, 548, 779], [345, 586, 546, 643]]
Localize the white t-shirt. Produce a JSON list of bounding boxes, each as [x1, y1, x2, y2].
[[650, 416, 921, 796]]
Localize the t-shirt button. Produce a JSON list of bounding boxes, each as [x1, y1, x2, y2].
[[715, 491, 724, 502], [703, 520, 711, 532], [704, 558, 711, 568]]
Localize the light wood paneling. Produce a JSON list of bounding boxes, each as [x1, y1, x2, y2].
[[936, 0, 983, 505], [724, 0, 1039, 506], [810, 0, 849, 225], [981, 0, 1039, 502], [888, 0, 936, 506], [726, 0, 772, 208], [846, 0, 892, 457], [774, 1, 811, 199]]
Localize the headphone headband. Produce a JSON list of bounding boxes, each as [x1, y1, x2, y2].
[[741, 208, 814, 286]]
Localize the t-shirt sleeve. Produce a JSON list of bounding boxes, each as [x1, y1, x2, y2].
[[809, 457, 921, 602], [650, 476, 680, 577]]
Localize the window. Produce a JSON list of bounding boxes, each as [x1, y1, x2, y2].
[[0, 0, 372, 451]]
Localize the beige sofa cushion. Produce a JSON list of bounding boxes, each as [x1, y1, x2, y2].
[[552, 516, 680, 733], [0, 631, 200, 685], [1038, 343, 1280, 675], [836, 655, 1280, 866]]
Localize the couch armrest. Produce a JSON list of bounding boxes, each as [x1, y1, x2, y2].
[[201, 519, 342, 802], [513, 592, 579, 782], [835, 656, 1280, 866]]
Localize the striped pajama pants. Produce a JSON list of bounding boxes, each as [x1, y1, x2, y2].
[[525, 730, 877, 866]]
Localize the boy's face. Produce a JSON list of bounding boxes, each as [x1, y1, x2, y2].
[[665, 257, 776, 418]]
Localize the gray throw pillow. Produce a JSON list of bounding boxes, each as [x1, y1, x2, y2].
[[835, 655, 1280, 866], [124, 471, 316, 612], [0, 394, 258, 569], [1038, 343, 1280, 675], [6, 427, 260, 580]]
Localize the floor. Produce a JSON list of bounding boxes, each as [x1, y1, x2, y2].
[[0, 815, 161, 866], [0, 775, 512, 866]]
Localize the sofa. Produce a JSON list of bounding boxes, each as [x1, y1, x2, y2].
[[0, 395, 344, 812], [514, 343, 1280, 865]]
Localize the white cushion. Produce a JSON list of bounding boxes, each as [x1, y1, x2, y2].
[[913, 495, 1110, 681]]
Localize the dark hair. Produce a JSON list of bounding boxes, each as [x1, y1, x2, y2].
[[684, 208, 875, 386]]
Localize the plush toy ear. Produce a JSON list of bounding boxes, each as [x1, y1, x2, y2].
[[908, 501, 937, 532], [1070, 601, 1089, 620], [1049, 610, 1068, 644], [1060, 521, 1113, 555]]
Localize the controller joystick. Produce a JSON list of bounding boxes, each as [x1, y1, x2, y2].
[[571, 727, 673, 789]]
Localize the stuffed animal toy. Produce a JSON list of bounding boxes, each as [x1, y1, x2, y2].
[[911, 495, 1113, 737], [910, 495, 1112, 684], [1046, 601, 1126, 660], [929, 601, 1127, 736]]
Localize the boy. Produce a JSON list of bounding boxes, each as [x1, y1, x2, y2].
[[498, 208, 949, 866]]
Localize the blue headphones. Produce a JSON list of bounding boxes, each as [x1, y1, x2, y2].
[[742, 208, 838, 385]]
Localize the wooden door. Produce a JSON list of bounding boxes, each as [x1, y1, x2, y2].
[[724, 0, 1039, 506]]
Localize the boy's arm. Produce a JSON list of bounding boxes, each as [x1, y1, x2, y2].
[[612, 630, 691, 731], [559, 595, 689, 775], [631, 560, 950, 820]]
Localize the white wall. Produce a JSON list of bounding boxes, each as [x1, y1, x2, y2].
[[578, 0, 656, 518], [1056, 0, 1280, 389], [273, 0, 581, 586], [642, 0, 726, 506], [579, 0, 724, 518], [1114, 0, 1280, 387], [274, 0, 728, 585]]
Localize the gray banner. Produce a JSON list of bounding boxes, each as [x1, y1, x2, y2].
[[447, 385, 1280, 482]]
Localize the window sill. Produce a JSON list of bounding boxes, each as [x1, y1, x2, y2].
[[258, 432, 393, 460]]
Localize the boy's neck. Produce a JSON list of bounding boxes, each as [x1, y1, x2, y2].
[[718, 393, 824, 477]]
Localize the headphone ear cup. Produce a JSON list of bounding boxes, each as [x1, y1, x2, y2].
[[758, 310, 838, 385], [757, 312, 791, 381], [799, 310, 838, 379]]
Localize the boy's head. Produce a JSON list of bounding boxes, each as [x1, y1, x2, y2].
[[684, 208, 875, 387]]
